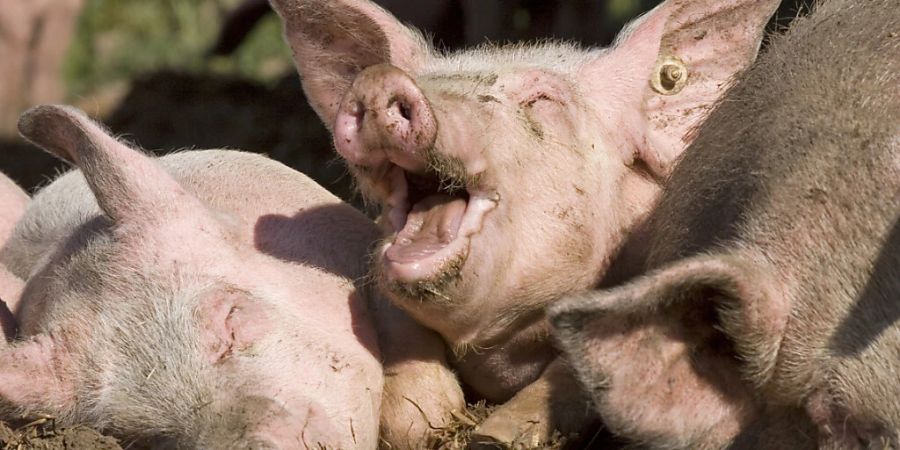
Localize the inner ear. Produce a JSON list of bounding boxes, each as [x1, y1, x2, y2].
[[271, 0, 430, 126]]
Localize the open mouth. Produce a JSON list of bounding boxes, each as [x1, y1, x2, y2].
[[378, 162, 498, 283]]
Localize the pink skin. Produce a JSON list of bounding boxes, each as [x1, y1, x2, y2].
[[273, 0, 780, 445], [0, 172, 27, 340], [334, 64, 436, 173], [2, 105, 383, 449]]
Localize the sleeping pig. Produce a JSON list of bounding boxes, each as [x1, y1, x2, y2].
[[0, 105, 384, 449]]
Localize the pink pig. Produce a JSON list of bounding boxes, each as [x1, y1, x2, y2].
[[0, 105, 383, 449], [269, 0, 780, 445], [0, 170, 28, 340]]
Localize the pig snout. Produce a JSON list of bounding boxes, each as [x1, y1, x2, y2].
[[334, 64, 436, 173]]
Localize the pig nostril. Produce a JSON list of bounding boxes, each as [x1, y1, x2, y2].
[[348, 100, 364, 117], [398, 102, 412, 121]]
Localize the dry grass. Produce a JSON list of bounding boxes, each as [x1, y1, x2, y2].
[[423, 402, 568, 450]]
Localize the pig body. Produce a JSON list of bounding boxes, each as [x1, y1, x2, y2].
[[552, 0, 900, 448], [270, 0, 781, 445], [0, 105, 383, 449]]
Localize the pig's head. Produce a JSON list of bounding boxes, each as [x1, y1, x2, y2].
[[0, 105, 380, 449], [271, 0, 779, 342]]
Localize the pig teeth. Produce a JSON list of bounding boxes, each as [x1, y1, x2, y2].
[[386, 165, 411, 231], [458, 193, 499, 238]]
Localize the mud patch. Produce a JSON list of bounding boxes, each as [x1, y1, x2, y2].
[[0, 419, 121, 450]]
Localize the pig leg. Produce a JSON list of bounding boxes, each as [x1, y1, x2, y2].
[[470, 358, 596, 447], [370, 294, 465, 448]]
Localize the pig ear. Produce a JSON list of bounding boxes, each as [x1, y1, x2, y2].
[[270, 0, 431, 127], [582, 0, 779, 177], [17, 105, 198, 226], [0, 335, 74, 411], [550, 254, 788, 447]]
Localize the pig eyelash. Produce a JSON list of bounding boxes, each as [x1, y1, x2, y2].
[[519, 92, 557, 109]]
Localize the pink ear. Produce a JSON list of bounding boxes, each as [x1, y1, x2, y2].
[[0, 334, 74, 412], [551, 253, 789, 448], [17, 105, 201, 226], [270, 0, 431, 127], [582, 0, 779, 177]]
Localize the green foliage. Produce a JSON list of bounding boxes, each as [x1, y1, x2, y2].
[[64, 0, 292, 97], [607, 0, 643, 21]]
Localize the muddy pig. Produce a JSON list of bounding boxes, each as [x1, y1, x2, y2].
[[0, 105, 383, 449], [269, 0, 781, 445], [551, 0, 900, 448]]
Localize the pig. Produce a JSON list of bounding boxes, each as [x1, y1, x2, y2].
[[269, 0, 781, 445], [0, 104, 384, 449], [551, 0, 900, 448], [0, 0, 85, 135], [0, 171, 28, 340]]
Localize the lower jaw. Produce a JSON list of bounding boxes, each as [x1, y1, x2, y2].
[[381, 273, 462, 310], [378, 249, 467, 307]]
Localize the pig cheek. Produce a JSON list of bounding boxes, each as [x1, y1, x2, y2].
[[253, 399, 341, 448]]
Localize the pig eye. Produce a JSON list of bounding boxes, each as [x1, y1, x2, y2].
[[519, 92, 567, 140], [520, 92, 556, 108]]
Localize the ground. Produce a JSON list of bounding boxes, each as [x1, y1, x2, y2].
[[0, 401, 615, 449], [0, 418, 121, 450]]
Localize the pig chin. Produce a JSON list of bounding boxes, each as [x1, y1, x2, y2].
[[377, 246, 467, 305]]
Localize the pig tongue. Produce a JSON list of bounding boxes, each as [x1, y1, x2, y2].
[[387, 194, 466, 265]]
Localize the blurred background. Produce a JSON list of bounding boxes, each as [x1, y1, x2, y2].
[[0, 0, 813, 207]]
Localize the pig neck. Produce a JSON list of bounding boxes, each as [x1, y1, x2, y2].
[[453, 165, 664, 401]]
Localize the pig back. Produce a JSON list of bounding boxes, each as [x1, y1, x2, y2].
[[647, 0, 899, 436], [1, 150, 377, 283], [1, 149, 381, 352]]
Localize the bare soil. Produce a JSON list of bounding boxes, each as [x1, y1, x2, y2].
[[0, 418, 121, 450], [0, 402, 618, 449]]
